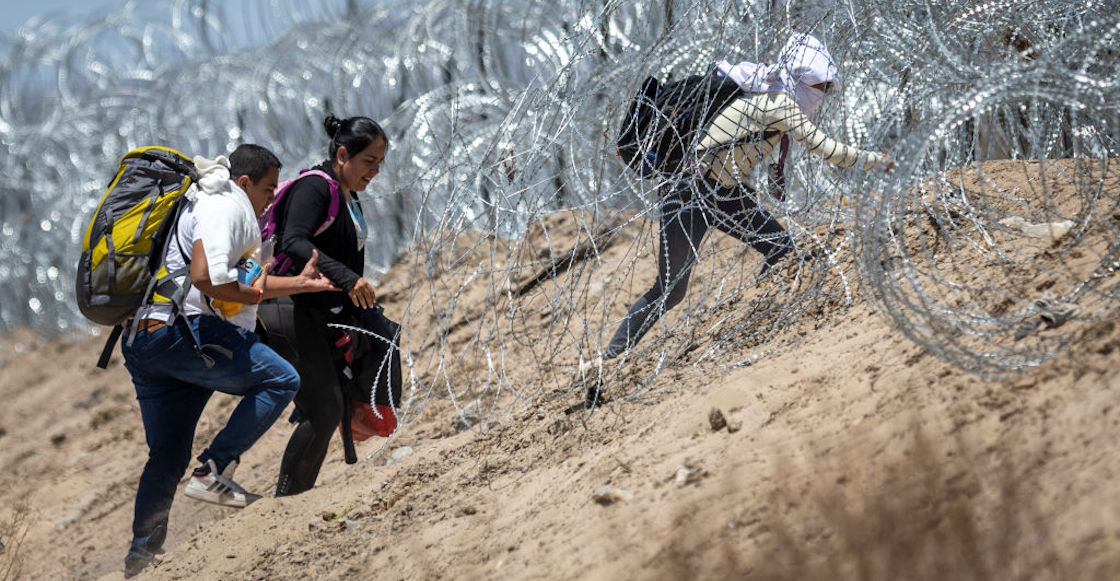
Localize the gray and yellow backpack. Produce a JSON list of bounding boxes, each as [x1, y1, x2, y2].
[[76, 146, 203, 368]]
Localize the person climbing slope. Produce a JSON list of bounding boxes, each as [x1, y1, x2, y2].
[[268, 115, 397, 496], [586, 33, 894, 384], [121, 144, 336, 577]]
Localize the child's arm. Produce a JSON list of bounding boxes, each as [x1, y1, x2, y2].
[[191, 244, 336, 304]]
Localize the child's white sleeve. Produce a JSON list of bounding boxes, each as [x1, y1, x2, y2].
[[195, 197, 242, 285]]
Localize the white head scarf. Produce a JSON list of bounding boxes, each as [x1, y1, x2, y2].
[[715, 33, 840, 115]]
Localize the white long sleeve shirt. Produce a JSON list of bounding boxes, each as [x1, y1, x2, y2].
[[697, 91, 890, 187]]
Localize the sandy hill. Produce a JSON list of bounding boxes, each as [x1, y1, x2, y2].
[[2, 159, 1119, 580]]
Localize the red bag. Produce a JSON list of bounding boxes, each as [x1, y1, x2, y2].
[[346, 402, 397, 441]]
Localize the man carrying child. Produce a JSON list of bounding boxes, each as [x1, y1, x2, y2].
[[121, 144, 335, 577]]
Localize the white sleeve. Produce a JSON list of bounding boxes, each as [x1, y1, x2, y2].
[[194, 197, 242, 286], [767, 95, 888, 170]]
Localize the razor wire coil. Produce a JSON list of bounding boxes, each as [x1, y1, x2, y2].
[[1, 0, 1118, 431]]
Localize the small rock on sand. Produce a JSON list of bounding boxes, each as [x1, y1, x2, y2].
[[591, 485, 633, 505], [709, 408, 727, 432]]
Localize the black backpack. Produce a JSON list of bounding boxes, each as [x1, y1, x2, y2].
[[616, 70, 748, 178], [331, 305, 403, 463]]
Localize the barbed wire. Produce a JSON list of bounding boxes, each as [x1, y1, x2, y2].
[[1, 0, 1118, 430]]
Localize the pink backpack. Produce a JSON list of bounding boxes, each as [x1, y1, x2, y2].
[[259, 169, 341, 275]]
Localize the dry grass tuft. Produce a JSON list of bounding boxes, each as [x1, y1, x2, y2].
[[0, 502, 31, 581]]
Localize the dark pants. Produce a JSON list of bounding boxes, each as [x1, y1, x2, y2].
[[121, 315, 299, 554], [603, 178, 792, 359], [275, 305, 347, 496]]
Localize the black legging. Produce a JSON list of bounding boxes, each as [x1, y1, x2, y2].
[[275, 305, 346, 496], [603, 177, 792, 359]]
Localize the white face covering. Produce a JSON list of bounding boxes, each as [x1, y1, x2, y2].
[[715, 60, 783, 93], [716, 33, 839, 115], [777, 33, 839, 115], [795, 83, 828, 116]]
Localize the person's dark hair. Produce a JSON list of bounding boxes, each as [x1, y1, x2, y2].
[[229, 143, 282, 182], [324, 115, 388, 161]]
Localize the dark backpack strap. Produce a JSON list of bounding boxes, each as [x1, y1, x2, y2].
[[96, 324, 125, 369], [133, 205, 232, 368], [159, 269, 234, 368], [341, 401, 358, 464], [174, 314, 233, 369], [771, 135, 791, 201], [166, 209, 234, 367]]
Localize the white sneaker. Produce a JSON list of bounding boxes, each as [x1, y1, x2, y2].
[[578, 356, 608, 408], [578, 356, 603, 377], [183, 459, 260, 508]]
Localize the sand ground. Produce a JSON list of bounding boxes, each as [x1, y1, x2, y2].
[[2, 160, 1119, 580]]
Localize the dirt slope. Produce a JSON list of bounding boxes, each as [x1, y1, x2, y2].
[[2, 161, 1119, 580]]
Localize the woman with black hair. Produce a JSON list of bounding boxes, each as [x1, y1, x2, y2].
[[271, 114, 390, 496]]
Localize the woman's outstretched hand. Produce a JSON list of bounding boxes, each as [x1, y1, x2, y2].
[[349, 277, 378, 309]]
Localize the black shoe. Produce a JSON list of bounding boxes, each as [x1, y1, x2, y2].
[[124, 524, 166, 578], [585, 381, 605, 409], [756, 246, 793, 282], [124, 547, 155, 578], [564, 357, 608, 415], [577, 356, 606, 408]]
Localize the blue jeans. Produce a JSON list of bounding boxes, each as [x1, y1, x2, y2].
[[121, 314, 299, 549]]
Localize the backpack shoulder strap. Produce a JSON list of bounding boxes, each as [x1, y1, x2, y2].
[[96, 325, 125, 369], [263, 169, 344, 277], [296, 169, 342, 236]]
